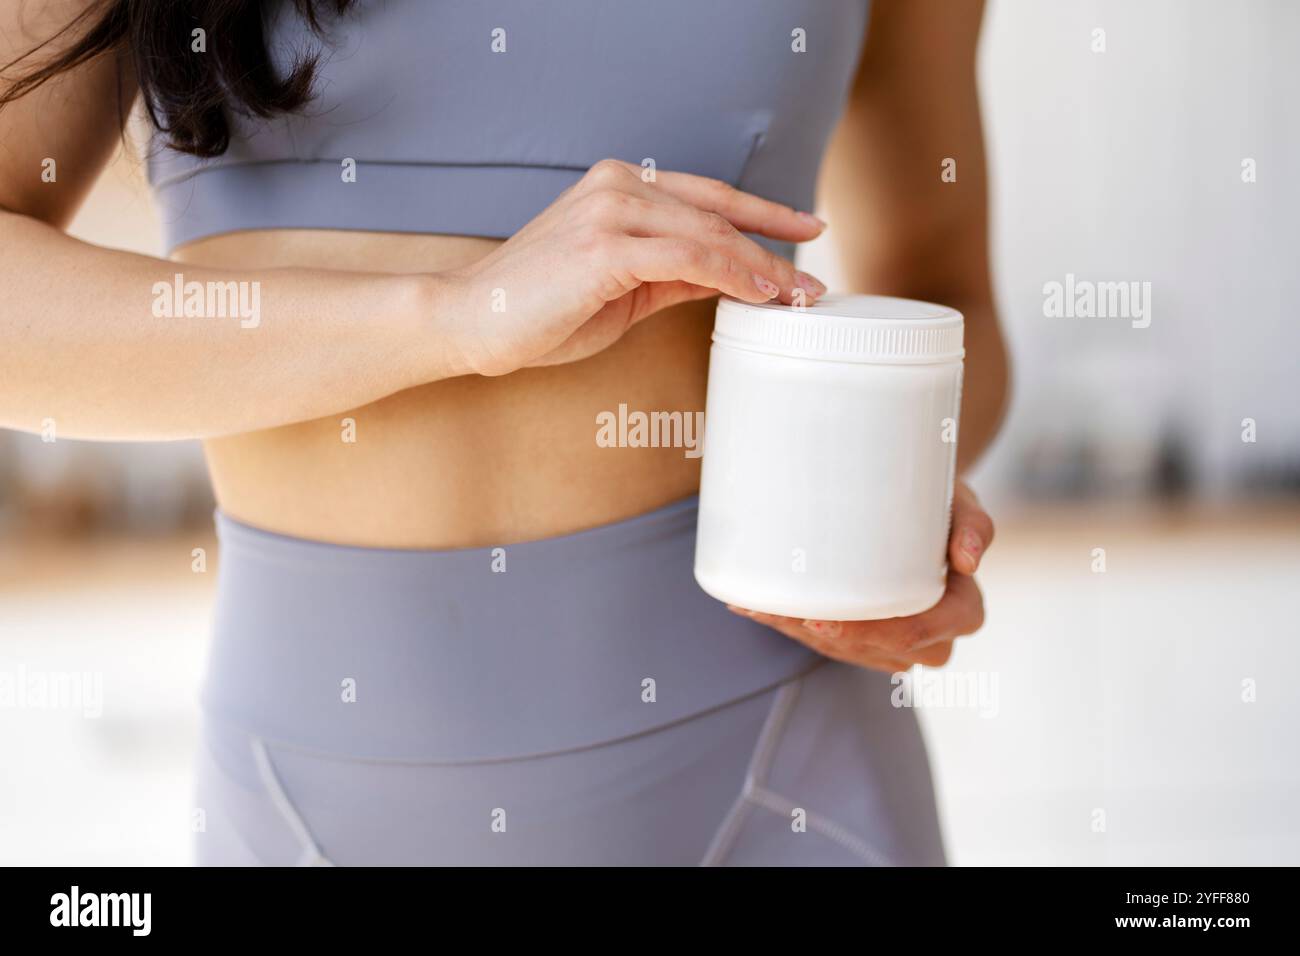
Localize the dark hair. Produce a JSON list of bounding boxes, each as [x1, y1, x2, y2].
[[0, 0, 353, 157]]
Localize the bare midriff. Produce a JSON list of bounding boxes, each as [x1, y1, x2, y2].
[[174, 229, 711, 549]]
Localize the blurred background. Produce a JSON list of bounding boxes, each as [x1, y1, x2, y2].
[[2, 0, 1298, 865]]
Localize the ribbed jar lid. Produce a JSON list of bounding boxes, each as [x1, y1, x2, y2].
[[713, 293, 964, 364]]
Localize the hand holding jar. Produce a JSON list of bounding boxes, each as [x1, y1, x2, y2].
[[694, 294, 990, 672]]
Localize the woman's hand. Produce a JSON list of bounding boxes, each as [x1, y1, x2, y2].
[[441, 159, 828, 376], [727, 482, 993, 672]]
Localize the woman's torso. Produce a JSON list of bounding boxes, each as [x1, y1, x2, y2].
[[155, 0, 870, 548], [180, 229, 713, 548]]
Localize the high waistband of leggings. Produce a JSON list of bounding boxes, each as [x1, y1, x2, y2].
[[204, 496, 821, 763]]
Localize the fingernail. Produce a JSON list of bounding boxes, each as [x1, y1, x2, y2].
[[753, 274, 780, 298], [797, 211, 827, 231], [960, 529, 982, 566], [803, 619, 843, 638], [795, 271, 827, 296]]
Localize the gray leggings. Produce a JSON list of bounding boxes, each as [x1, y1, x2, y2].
[[196, 497, 946, 866]]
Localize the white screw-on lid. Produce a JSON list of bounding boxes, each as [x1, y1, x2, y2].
[[713, 293, 964, 364]]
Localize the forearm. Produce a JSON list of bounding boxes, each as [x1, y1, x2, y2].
[[0, 211, 463, 441], [844, 275, 1005, 471], [949, 296, 1007, 471], [824, 172, 1007, 470], [831, 248, 1007, 470]]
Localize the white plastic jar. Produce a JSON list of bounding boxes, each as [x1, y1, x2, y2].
[[694, 293, 964, 621]]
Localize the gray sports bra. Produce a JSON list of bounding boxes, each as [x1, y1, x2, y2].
[[148, 0, 871, 256]]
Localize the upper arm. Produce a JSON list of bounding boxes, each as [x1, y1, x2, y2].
[[821, 0, 990, 300], [0, 0, 138, 227]]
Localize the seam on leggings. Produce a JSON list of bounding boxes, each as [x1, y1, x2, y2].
[[745, 784, 896, 867], [210, 799, 274, 867], [698, 674, 898, 867], [249, 737, 337, 867], [699, 677, 802, 866], [196, 730, 273, 866]]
